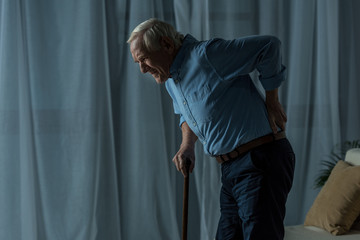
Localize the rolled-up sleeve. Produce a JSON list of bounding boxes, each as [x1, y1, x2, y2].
[[206, 35, 286, 90], [166, 81, 186, 128], [178, 115, 185, 128], [170, 93, 185, 128], [259, 65, 286, 90]]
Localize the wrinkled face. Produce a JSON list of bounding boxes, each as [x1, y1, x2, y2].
[[130, 36, 175, 84]]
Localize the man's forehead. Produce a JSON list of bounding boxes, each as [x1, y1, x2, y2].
[[130, 37, 146, 54], [132, 39, 148, 62]]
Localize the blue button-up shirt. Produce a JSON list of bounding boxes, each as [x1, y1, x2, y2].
[[165, 34, 286, 156]]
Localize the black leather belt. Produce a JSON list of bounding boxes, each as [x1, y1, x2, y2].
[[215, 131, 286, 164]]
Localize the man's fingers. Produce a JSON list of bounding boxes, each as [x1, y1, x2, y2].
[[269, 109, 288, 133], [269, 118, 278, 133], [180, 164, 187, 177], [189, 161, 195, 173], [173, 155, 186, 174], [282, 112, 288, 122], [173, 151, 195, 177], [181, 169, 187, 178], [266, 99, 287, 133], [172, 156, 180, 171], [175, 157, 192, 177], [279, 120, 286, 131]]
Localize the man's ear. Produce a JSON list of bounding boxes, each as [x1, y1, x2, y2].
[[160, 36, 175, 53]]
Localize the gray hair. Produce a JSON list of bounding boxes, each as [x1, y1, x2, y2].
[[127, 18, 184, 52]]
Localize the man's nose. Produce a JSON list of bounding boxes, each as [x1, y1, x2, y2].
[[139, 62, 148, 73]]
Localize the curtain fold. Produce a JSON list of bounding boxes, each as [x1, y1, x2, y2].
[[115, 1, 183, 239], [1, 0, 121, 239], [1, 0, 359, 239], [339, 0, 360, 141]]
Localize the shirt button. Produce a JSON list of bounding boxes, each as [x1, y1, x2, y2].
[[183, 101, 187, 105], [193, 122, 197, 126]]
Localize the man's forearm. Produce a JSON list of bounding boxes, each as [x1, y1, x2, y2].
[[265, 88, 279, 104], [181, 122, 198, 148]]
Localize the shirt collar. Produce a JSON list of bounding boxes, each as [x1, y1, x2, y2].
[[170, 34, 198, 80]]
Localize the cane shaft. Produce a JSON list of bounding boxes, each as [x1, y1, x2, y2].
[[182, 160, 190, 240], [182, 175, 189, 240]]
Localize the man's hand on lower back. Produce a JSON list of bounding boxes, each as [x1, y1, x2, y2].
[[265, 89, 287, 133]]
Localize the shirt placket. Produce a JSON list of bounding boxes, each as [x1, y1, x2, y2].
[[175, 77, 206, 145]]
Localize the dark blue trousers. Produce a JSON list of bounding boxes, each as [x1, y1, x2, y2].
[[216, 138, 295, 240]]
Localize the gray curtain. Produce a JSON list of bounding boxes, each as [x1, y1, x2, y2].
[[1, 0, 359, 239]]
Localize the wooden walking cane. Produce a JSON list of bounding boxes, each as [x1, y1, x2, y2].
[[182, 159, 191, 240]]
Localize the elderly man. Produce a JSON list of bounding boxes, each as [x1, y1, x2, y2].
[[128, 18, 295, 240]]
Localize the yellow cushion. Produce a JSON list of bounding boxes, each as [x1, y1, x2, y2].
[[304, 160, 360, 235]]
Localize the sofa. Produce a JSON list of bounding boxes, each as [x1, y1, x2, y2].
[[284, 148, 360, 239]]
